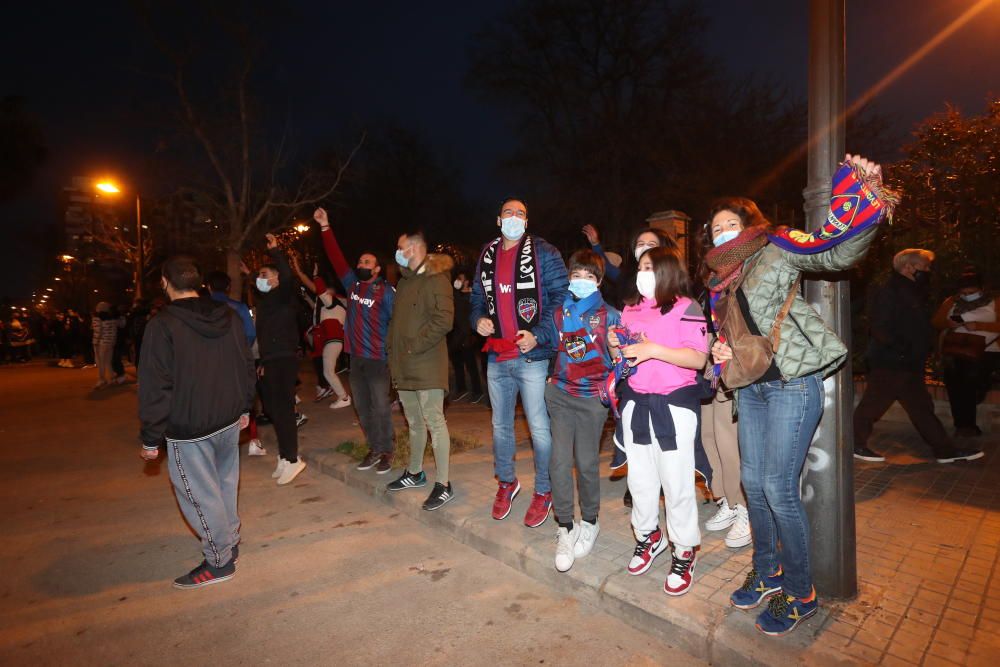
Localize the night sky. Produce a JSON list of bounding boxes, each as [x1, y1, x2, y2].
[[3, 0, 999, 300]]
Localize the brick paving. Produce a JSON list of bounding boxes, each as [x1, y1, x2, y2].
[[295, 394, 1000, 666]]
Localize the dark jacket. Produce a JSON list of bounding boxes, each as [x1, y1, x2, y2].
[[387, 253, 455, 390], [469, 234, 569, 362], [866, 271, 934, 373], [448, 288, 476, 352], [253, 248, 299, 362], [138, 296, 256, 445]]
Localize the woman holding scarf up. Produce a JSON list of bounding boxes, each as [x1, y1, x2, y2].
[[707, 154, 891, 636]]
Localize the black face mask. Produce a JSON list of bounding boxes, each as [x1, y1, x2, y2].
[[355, 267, 373, 282], [913, 270, 931, 288]]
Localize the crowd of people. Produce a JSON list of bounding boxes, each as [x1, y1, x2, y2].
[[130, 153, 990, 638]]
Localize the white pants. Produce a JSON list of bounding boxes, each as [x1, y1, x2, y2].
[[619, 400, 701, 550], [321, 341, 346, 398]]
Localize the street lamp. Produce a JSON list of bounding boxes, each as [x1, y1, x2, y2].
[[95, 180, 144, 299]]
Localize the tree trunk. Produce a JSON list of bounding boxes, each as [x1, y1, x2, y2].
[[226, 248, 244, 300]]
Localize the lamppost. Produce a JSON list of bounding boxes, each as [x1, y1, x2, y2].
[[95, 181, 144, 299]]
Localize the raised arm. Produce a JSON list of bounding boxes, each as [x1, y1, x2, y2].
[[583, 225, 620, 283], [313, 208, 358, 291]]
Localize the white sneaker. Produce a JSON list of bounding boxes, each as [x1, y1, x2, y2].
[[724, 504, 752, 548], [330, 395, 352, 410], [705, 497, 738, 532], [248, 439, 267, 456], [555, 524, 580, 572], [277, 458, 306, 485], [271, 457, 287, 479], [574, 520, 600, 558]]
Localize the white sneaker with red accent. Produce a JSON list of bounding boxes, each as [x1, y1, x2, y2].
[[628, 528, 667, 576], [664, 548, 697, 596], [248, 439, 267, 456]]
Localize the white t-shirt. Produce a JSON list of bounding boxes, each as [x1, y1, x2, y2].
[[951, 298, 1000, 352]]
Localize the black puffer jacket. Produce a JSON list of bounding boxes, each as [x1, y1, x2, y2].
[[865, 272, 934, 373], [253, 248, 300, 362], [138, 296, 256, 444]]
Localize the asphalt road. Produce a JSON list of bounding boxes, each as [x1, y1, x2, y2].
[[0, 361, 702, 666]]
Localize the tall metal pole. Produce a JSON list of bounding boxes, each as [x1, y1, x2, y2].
[[802, 0, 857, 599], [135, 194, 143, 299]]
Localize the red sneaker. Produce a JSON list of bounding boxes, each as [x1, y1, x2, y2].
[[664, 548, 698, 596], [628, 528, 667, 575], [523, 491, 552, 528], [492, 479, 521, 520]]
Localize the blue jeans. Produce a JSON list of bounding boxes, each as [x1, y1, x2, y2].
[[738, 374, 824, 598], [487, 356, 552, 493]]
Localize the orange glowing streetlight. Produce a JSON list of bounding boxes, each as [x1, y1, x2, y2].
[[94, 179, 144, 298]]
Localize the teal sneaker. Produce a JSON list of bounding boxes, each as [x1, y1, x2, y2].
[[755, 590, 818, 636], [730, 567, 783, 609]]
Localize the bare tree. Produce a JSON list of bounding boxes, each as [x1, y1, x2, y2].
[[136, 3, 364, 295]]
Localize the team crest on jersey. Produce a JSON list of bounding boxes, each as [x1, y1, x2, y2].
[[588, 315, 601, 329], [564, 336, 588, 360], [517, 298, 538, 322]]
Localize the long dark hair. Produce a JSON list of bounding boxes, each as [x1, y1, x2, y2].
[[616, 227, 681, 308], [624, 247, 691, 314]]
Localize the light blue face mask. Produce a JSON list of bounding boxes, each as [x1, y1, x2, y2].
[[256, 277, 273, 293], [500, 216, 526, 240], [395, 248, 410, 267], [713, 230, 740, 247], [568, 278, 599, 299]]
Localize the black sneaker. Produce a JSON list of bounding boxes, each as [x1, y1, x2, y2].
[[853, 446, 885, 462], [295, 412, 308, 428], [375, 454, 393, 474], [357, 452, 379, 470], [623, 489, 632, 508], [937, 448, 985, 464], [172, 559, 236, 589], [232, 544, 239, 565], [422, 482, 454, 510], [387, 470, 427, 491]]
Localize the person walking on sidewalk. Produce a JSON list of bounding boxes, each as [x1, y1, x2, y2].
[[547, 250, 621, 572], [708, 154, 892, 636], [138, 255, 256, 589], [853, 249, 983, 464], [314, 207, 396, 473], [932, 268, 1000, 438], [253, 233, 308, 485], [91, 302, 119, 388], [471, 197, 569, 527], [384, 233, 456, 510], [609, 247, 708, 597]]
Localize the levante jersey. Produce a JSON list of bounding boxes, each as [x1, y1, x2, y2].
[[551, 300, 621, 399], [320, 227, 395, 360]]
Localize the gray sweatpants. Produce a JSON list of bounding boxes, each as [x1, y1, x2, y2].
[[166, 421, 241, 568], [545, 383, 608, 524]]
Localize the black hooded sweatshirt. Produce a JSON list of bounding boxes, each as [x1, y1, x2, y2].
[[139, 296, 256, 445], [252, 247, 300, 362]]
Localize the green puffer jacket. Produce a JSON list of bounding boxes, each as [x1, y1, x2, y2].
[[387, 253, 455, 391], [738, 224, 879, 380]]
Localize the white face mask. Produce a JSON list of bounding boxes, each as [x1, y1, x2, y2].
[[713, 230, 740, 247], [634, 244, 657, 261], [256, 277, 273, 293], [500, 216, 526, 240], [453, 279, 463, 290], [961, 292, 983, 302], [636, 271, 656, 300]]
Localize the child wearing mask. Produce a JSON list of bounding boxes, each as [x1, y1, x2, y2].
[[546, 250, 621, 572], [608, 247, 709, 596]]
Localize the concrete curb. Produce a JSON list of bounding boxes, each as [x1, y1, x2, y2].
[[303, 446, 854, 666]]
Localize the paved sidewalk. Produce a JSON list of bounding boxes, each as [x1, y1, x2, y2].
[[296, 388, 999, 666]]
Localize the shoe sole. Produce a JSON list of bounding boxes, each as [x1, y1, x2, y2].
[[937, 451, 985, 463], [524, 504, 551, 528], [277, 464, 306, 485], [356, 461, 378, 471], [375, 466, 392, 475], [422, 493, 454, 511], [492, 482, 521, 520], [248, 451, 267, 456], [330, 402, 352, 409], [705, 517, 738, 532], [725, 533, 753, 548], [755, 606, 818, 636], [172, 572, 235, 589], [628, 537, 668, 576], [853, 453, 886, 462], [664, 556, 697, 596], [730, 586, 782, 610]]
